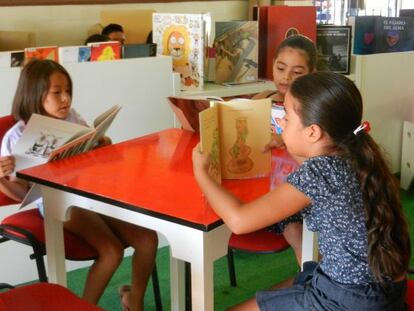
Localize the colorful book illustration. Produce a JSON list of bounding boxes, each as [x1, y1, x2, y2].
[[89, 41, 122, 61], [271, 104, 285, 135], [13, 105, 121, 172], [24, 46, 58, 63], [316, 25, 351, 74], [353, 16, 414, 55], [258, 6, 316, 79], [153, 12, 209, 90], [199, 98, 272, 181], [373, 17, 414, 53], [122, 43, 157, 58], [58, 46, 91, 64], [214, 21, 258, 84], [0, 50, 24, 68]]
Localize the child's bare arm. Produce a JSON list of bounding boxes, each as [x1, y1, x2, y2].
[[0, 156, 29, 201], [192, 144, 310, 234]]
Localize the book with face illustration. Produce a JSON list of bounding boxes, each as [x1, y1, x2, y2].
[[199, 98, 272, 180]]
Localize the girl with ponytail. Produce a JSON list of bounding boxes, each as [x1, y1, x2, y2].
[[192, 71, 410, 310]]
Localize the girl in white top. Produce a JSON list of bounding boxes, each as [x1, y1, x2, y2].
[[0, 59, 157, 311]]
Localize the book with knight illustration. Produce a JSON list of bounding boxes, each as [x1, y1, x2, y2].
[[214, 21, 258, 84], [152, 12, 209, 90], [199, 98, 271, 181], [13, 105, 121, 172]]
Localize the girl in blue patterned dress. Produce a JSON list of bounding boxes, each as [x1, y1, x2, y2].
[[192, 71, 410, 310]]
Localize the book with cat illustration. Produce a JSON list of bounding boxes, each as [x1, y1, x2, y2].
[[13, 105, 121, 173], [198, 98, 272, 181]]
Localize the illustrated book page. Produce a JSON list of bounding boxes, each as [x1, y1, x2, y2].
[[199, 98, 272, 180], [13, 113, 92, 172]]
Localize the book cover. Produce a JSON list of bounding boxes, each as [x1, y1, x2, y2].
[[199, 98, 272, 180], [259, 6, 317, 80], [0, 51, 24, 67], [58, 46, 91, 64], [13, 105, 121, 172], [373, 17, 414, 53], [122, 43, 157, 58], [24, 46, 58, 63], [214, 21, 259, 84], [316, 25, 351, 74], [89, 41, 122, 61], [353, 16, 377, 54], [153, 12, 207, 90]]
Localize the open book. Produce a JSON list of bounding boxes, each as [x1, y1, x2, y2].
[[199, 98, 272, 181], [14, 105, 121, 172]]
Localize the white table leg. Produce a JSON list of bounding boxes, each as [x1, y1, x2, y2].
[[190, 257, 214, 311], [42, 186, 68, 286], [170, 254, 186, 311], [301, 222, 318, 269]]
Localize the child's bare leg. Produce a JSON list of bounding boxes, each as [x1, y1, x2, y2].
[[283, 222, 303, 265], [103, 216, 158, 311], [64, 208, 124, 304]]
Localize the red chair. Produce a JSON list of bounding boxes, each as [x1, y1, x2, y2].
[[227, 229, 290, 286], [0, 115, 162, 310], [0, 282, 103, 311]]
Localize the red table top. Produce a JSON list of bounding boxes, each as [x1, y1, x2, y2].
[[17, 129, 294, 232]]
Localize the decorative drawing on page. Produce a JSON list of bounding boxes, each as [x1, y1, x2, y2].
[[208, 128, 221, 181], [25, 132, 63, 158], [226, 117, 253, 174]]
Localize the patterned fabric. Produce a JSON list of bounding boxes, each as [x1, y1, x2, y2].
[[287, 155, 374, 284]]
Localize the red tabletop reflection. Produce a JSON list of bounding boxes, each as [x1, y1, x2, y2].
[[18, 129, 289, 231]]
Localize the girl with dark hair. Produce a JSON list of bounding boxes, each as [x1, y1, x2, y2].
[[254, 35, 318, 264], [1, 59, 158, 311], [192, 71, 410, 310]]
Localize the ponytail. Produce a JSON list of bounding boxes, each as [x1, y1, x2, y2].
[[340, 132, 411, 281], [290, 72, 411, 282]]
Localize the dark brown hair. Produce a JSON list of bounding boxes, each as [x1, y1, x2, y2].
[[290, 71, 411, 282], [12, 59, 72, 123], [275, 35, 317, 72]]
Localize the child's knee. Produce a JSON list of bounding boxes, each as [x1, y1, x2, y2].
[[99, 240, 124, 265], [133, 229, 158, 251]]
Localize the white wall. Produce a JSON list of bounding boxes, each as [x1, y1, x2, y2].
[[0, 1, 248, 47]]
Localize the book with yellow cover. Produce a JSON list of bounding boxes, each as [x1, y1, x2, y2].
[[199, 98, 271, 180]]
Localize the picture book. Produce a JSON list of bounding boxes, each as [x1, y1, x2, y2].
[[258, 6, 316, 79], [58, 46, 91, 64], [24, 46, 58, 63], [0, 50, 24, 68], [199, 98, 272, 181], [167, 95, 252, 132], [316, 25, 351, 74], [122, 43, 157, 58], [214, 21, 259, 84], [89, 41, 122, 61], [352, 16, 376, 54], [13, 105, 121, 172], [373, 17, 414, 53], [353, 16, 414, 54], [153, 12, 209, 90]]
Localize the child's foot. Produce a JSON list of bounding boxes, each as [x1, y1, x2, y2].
[[118, 285, 131, 311]]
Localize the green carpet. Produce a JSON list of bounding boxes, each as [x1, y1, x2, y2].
[[67, 188, 414, 310]]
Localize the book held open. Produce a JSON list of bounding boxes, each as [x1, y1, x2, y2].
[[14, 105, 121, 173], [199, 98, 272, 181]]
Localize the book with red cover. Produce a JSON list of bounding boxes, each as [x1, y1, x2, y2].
[[89, 41, 121, 62], [258, 6, 316, 79], [24, 46, 58, 63]]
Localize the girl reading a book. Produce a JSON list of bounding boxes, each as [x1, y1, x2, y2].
[[193, 71, 410, 310], [0, 59, 158, 311], [253, 35, 318, 265]]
